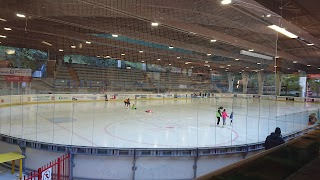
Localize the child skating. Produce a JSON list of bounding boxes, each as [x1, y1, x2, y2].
[[221, 109, 229, 127], [229, 112, 234, 125]]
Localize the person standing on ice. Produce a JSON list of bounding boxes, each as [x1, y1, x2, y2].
[[229, 112, 234, 125], [221, 109, 229, 127], [216, 108, 222, 126]]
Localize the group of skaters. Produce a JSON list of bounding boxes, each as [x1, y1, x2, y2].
[[216, 106, 233, 127], [124, 98, 137, 110]]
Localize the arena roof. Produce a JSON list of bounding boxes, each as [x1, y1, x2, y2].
[[0, 0, 319, 74]]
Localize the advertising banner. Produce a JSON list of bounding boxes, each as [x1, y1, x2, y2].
[[0, 68, 32, 76], [5, 75, 32, 82]]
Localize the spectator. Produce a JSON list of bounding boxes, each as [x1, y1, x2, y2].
[[265, 127, 285, 150]]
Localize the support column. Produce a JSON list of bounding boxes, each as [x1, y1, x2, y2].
[[257, 71, 265, 95], [242, 72, 249, 94], [227, 72, 235, 93], [275, 71, 282, 96]]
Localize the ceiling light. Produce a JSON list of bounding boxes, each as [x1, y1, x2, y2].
[[205, 61, 208, 63], [242, 70, 244, 71], [235, 58, 239, 61], [169, 64, 171, 66], [221, 0, 232, 5], [248, 49, 254, 52], [151, 22, 159, 27], [16, 13, 26, 18], [275, 56, 280, 58], [240, 50, 273, 60], [257, 62, 261, 65], [169, 46, 174, 49], [141, 61, 145, 63], [318, 67, 320, 70], [261, 69, 264, 70], [210, 39, 217, 42], [4, 28, 11, 31], [268, 25, 298, 39], [112, 34, 118, 37], [246, 67, 249, 68], [97, 55, 100, 57], [139, 50, 143, 53], [121, 53, 125, 56], [6, 49, 15, 55], [106, 56, 110, 58], [274, 66, 277, 68], [41, 41, 52, 46], [307, 64, 311, 67], [185, 62, 191, 64], [177, 56, 180, 59], [59, 49, 63, 52], [227, 64, 231, 66], [86, 41, 91, 44], [307, 43, 314, 46], [288, 68, 290, 70], [266, 14, 271, 17], [0, 35, 7, 38], [207, 53, 211, 56], [127, 67, 131, 69], [71, 45, 76, 48], [0, 18, 6, 22], [157, 58, 161, 61], [293, 61, 297, 63]]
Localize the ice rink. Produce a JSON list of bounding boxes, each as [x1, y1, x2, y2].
[[0, 97, 318, 148]]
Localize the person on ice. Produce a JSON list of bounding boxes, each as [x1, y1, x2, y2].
[[216, 108, 222, 126], [221, 109, 229, 127], [229, 112, 234, 125]]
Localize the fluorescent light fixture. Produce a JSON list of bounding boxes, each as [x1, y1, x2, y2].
[[141, 61, 145, 63], [0, 18, 6, 22], [246, 67, 249, 68], [318, 67, 320, 70], [169, 46, 174, 49], [207, 53, 211, 56], [16, 13, 26, 18], [86, 41, 91, 44], [221, 0, 232, 5], [127, 67, 131, 69], [261, 69, 264, 70], [59, 49, 63, 52], [4, 28, 11, 31], [248, 49, 254, 52], [266, 14, 271, 17], [268, 25, 298, 39], [41, 41, 52, 46], [235, 58, 239, 61], [177, 56, 180, 59], [139, 50, 143, 53], [274, 66, 277, 67], [112, 34, 118, 37], [185, 62, 191, 64], [6, 49, 15, 55], [97, 55, 100, 57], [121, 53, 125, 56], [307, 43, 314, 46], [275, 56, 280, 58], [71, 45, 76, 48], [293, 61, 297, 63], [151, 22, 159, 27], [307, 64, 311, 67], [240, 50, 273, 60], [105, 56, 110, 58], [257, 62, 261, 65], [210, 39, 217, 42], [227, 64, 231, 66], [205, 61, 208, 63], [0, 35, 6, 38], [157, 58, 161, 61], [169, 64, 171, 66]]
